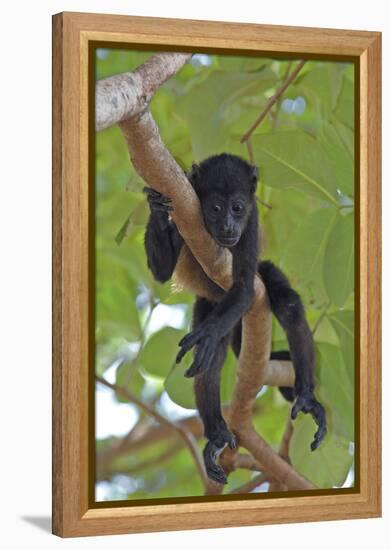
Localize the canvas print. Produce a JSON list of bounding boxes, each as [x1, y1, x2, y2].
[[94, 48, 355, 503]]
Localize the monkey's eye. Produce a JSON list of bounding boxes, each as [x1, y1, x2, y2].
[[212, 204, 222, 213], [232, 203, 244, 214]]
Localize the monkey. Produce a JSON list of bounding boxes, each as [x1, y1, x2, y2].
[[143, 153, 326, 484]]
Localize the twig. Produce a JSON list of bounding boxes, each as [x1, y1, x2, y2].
[[245, 137, 255, 164], [268, 415, 294, 492], [96, 375, 209, 489], [100, 443, 183, 479], [240, 60, 306, 143], [279, 417, 294, 461], [239, 427, 313, 490], [255, 196, 273, 210], [229, 473, 269, 494], [272, 61, 293, 130]]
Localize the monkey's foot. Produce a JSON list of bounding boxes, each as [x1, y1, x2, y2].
[[291, 391, 327, 451], [177, 322, 220, 375], [203, 430, 236, 485]]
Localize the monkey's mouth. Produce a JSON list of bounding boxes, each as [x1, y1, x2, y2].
[[215, 235, 240, 248]]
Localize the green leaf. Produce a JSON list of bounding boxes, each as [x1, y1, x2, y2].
[[319, 121, 354, 196], [177, 68, 277, 159], [115, 360, 145, 402], [281, 207, 338, 300], [115, 201, 149, 245], [299, 62, 345, 112], [115, 213, 132, 246], [328, 310, 355, 386], [253, 388, 290, 447], [290, 414, 353, 488], [96, 283, 141, 342], [220, 348, 237, 404], [317, 342, 354, 440], [138, 327, 185, 378], [323, 212, 354, 307], [164, 359, 196, 410], [334, 76, 355, 130], [260, 186, 313, 264], [252, 131, 340, 205], [96, 338, 132, 376], [164, 346, 238, 410]]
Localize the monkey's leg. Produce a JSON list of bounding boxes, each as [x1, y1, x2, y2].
[[258, 261, 327, 451], [144, 187, 183, 283], [192, 298, 235, 484]]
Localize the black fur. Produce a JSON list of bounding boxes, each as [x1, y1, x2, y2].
[[144, 153, 326, 483]]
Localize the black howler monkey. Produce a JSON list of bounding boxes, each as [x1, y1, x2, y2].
[[144, 153, 326, 484]]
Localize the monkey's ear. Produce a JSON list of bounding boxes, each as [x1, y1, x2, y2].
[[250, 165, 259, 192], [187, 162, 201, 188]]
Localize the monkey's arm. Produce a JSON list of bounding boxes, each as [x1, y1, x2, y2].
[[144, 187, 183, 283], [176, 208, 258, 375]]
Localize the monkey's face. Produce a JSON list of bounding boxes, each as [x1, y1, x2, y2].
[[201, 192, 253, 248], [188, 153, 258, 248]]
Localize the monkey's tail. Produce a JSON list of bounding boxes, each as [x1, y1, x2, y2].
[[258, 260, 299, 403]]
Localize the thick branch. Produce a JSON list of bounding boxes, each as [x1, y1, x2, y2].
[[265, 360, 295, 387], [96, 53, 192, 131]]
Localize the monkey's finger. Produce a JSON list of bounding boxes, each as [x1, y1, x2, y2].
[[227, 433, 237, 450], [144, 187, 173, 203], [206, 465, 228, 485], [147, 195, 173, 206], [291, 397, 304, 420], [143, 186, 160, 196], [311, 421, 327, 451], [203, 443, 228, 485], [176, 347, 188, 364], [188, 354, 212, 377], [184, 361, 203, 378], [311, 425, 327, 451], [195, 338, 213, 367], [310, 403, 327, 450], [146, 195, 173, 206], [178, 329, 204, 350], [148, 204, 174, 213], [176, 339, 199, 363]]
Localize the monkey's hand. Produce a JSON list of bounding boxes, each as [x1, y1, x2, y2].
[[143, 187, 173, 229], [203, 429, 236, 485], [176, 321, 221, 377], [291, 390, 327, 451]]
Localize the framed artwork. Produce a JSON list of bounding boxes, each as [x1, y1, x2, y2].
[[52, 12, 381, 537]]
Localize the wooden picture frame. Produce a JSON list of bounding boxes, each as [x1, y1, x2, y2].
[[52, 11, 381, 537]]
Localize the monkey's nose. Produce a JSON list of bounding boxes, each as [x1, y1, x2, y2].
[[222, 224, 235, 236]]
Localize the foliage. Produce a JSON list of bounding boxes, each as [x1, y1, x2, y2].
[[95, 49, 355, 500]]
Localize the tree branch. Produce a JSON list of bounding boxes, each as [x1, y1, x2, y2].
[[95, 53, 313, 492], [96, 52, 192, 132], [229, 473, 269, 494], [96, 375, 210, 489]]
